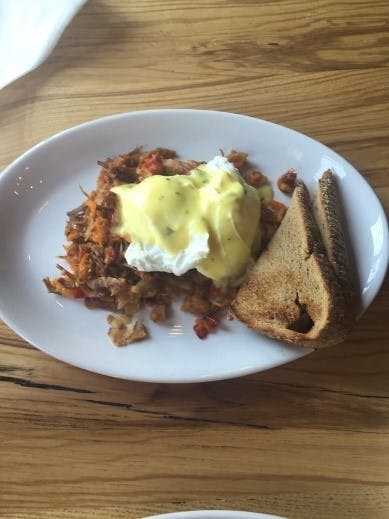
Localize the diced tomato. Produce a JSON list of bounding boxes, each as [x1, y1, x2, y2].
[[193, 319, 209, 339], [139, 152, 164, 174], [193, 314, 220, 339]]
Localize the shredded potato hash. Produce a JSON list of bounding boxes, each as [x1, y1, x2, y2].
[[44, 147, 285, 345]]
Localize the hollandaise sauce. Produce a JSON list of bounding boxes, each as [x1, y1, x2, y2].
[[111, 157, 261, 286]]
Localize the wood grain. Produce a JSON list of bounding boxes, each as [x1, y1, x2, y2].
[[0, 1, 388, 518]]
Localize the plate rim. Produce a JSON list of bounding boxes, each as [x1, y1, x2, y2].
[[0, 109, 388, 383]]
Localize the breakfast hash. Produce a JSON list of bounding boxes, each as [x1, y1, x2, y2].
[[44, 147, 287, 346]]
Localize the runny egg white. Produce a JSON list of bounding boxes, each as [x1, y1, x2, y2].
[[110, 156, 262, 286]]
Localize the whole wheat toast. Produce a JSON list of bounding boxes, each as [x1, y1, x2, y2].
[[231, 174, 355, 348], [314, 170, 358, 326]]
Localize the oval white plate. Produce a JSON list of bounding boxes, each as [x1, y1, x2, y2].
[[144, 511, 284, 519], [0, 110, 387, 382]]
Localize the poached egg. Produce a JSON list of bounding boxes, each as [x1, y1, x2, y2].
[[110, 156, 261, 286]]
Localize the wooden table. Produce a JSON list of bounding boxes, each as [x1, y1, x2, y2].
[[1, 1, 388, 518]]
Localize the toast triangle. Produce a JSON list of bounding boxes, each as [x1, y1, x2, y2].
[[314, 170, 359, 325], [231, 180, 348, 348]]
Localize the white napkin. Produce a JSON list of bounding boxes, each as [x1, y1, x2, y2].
[[0, 0, 87, 89]]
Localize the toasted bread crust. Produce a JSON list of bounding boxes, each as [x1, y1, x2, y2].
[[315, 171, 347, 277], [232, 179, 351, 348], [314, 170, 359, 326]]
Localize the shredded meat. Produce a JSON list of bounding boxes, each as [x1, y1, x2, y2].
[[65, 203, 88, 241], [163, 158, 204, 175]]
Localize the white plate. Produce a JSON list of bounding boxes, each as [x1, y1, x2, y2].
[[0, 110, 387, 383], [144, 511, 284, 519]]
